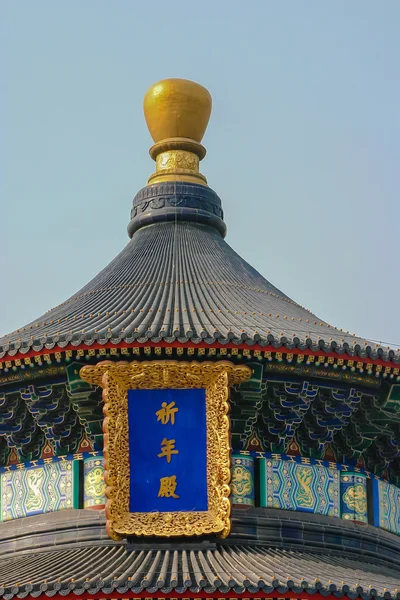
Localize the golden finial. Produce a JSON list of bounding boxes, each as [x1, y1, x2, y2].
[[143, 78, 212, 186]]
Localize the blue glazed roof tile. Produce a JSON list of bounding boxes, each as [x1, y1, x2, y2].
[[0, 183, 398, 364], [0, 544, 399, 599]]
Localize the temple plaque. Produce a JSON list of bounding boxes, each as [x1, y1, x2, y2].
[[80, 360, 251, 539]]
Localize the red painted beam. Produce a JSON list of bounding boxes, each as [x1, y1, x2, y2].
[[34, 592, 351, 600], [3, 339, 398, 368]]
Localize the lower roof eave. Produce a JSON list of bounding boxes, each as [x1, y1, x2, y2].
[[10, 592, 381, 600], [1, 544, 399, 600]]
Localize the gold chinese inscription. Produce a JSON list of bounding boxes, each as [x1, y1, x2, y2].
[[158, 475, 179, 498], [156, 401, 178, 424], [158, 438, 178, 463], [156, 398, 180, 495], [80, 360, 251, 540]]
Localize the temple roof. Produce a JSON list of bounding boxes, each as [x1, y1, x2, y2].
[[1, 182, 398, 363], [1, 544, 399, 599], [1, 79, 398, 364], [1, 198, 398, 363], [2, 507, 400, 600]]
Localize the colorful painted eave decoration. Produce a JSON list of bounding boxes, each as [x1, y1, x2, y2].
[[1, 343, 399, 387], [80, 359, 251, 539]]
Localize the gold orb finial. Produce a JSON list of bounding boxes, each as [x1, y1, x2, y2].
[[143, 78, 212, 186], [144, 78, 212, 143]]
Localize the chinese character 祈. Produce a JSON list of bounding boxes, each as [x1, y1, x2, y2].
[[158, 475, 179, 498], [156, 401, 178, 425], [158, 438, 179, 463]]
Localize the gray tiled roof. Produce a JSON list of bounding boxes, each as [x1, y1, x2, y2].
[[0, 544, 399, 599], [1, 183, 398, 363], [1, 508, 399, 599]]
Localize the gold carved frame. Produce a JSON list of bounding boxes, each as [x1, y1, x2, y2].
[[80, 360, 251, 539]]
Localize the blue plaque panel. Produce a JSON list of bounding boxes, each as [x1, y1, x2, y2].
[[128, 388, 208, 513]]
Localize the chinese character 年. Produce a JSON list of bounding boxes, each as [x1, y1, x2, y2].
[[158, 438, 179, 463]]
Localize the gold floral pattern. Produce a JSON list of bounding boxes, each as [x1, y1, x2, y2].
[[343, 483, 367, 515], [231, 466, 252, 497]]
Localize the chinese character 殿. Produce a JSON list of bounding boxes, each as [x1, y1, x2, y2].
[[158, 438, 179, 463], [156, 401, 178, 425], [158, 475, 179, 498]]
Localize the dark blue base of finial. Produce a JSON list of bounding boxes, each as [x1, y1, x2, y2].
[[127, 182, 227, 238]]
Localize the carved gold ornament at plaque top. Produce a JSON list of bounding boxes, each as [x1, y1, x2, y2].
[[80, 360, 251, 540]]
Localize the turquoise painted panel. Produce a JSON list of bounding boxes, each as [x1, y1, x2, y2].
[[259, 457, 267, 507], [231, 455, 254, 506], [340, 473, 368, 523], [261, 458, 339, 517], [0, 460, 74, 522], [373, 478, 400, 535], [84, 455, 106, 508]]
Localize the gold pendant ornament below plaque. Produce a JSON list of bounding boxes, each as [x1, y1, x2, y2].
[[80, 360, 251, 540]]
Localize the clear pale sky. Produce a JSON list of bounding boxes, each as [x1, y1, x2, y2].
[[1, 1, 399, 348]]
